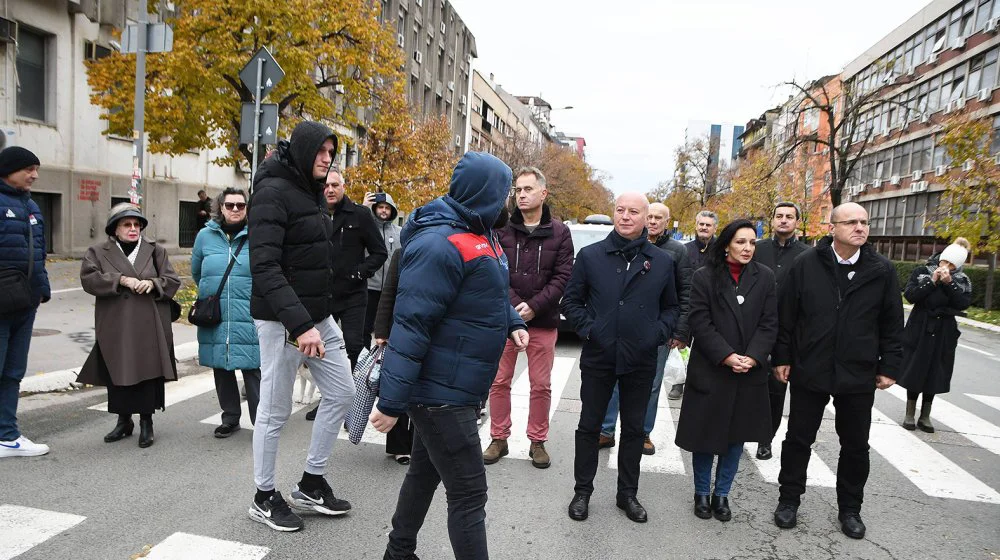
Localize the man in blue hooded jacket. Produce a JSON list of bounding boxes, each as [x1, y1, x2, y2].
[[370, 152, 528, 560]]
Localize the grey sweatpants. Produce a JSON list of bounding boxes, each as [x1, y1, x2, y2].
[[253, 317, 355, 491]]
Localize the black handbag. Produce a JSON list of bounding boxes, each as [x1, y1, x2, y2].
[[0, 209, 35, 315], [188, 237, 246, 327]]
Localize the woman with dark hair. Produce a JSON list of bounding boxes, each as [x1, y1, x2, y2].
[[372, 250, 415, 464], [78, 203, 181, 448], [192, 187, 260, 438], [675, 218, 778, 521]]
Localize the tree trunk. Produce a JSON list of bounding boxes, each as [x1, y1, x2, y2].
[[986, 250, 997, 310]]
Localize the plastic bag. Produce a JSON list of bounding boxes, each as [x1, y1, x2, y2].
[[663, 347, 687, 386]]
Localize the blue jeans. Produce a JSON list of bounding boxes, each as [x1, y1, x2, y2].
[[0, 309, 37, 441], [692, 442, 744, 497], [386, 405, 488, 560], [602, 345, 668, 436]]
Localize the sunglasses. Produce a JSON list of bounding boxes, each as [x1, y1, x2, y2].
[[223, 202, 247, 211]]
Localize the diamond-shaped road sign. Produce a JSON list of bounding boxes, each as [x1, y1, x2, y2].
[[239, 47, 285, 100], [240, 103, 279, 145]]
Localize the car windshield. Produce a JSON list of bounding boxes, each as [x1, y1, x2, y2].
[[569, 228, 612, 256]]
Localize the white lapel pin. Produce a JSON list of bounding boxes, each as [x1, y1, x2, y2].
[[736, 295, 745, 305], [848, 271, 856, 280]]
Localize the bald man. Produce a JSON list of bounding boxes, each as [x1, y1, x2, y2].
[[771, 202, 903, 540], [561, 192, 680, 523]]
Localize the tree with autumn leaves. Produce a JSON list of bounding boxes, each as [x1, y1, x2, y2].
[[86, 0, 404, 166]]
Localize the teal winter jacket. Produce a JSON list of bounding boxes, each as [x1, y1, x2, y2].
[[191, 221, 260, 370]]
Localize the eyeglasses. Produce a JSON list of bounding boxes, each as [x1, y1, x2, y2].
[[831, 219, 869, 227], [223, 202, 247, 211]]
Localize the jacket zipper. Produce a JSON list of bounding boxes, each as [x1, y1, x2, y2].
[[536, 244, 542, 274], [514, 242, 520, 272]]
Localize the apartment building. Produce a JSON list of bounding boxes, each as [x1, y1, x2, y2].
[[843, 0, 1000, 259], [685, 120, 745, 196], [1, 0, 239, 255]]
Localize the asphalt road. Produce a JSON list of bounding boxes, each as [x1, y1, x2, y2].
[[3, 319, 999, 559]]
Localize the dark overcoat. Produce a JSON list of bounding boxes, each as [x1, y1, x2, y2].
[[77, 238, 180, 387], [675, 261, 778, 454], [897, 258, 972, 394]]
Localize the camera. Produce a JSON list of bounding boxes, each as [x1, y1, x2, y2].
[[374, 192, 387, 204]]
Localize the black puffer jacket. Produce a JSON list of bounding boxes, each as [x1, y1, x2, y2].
[[773, 237, 904, 394], [653, 235, 692, 344], [249, 121, 337, 338], [329, 194, 387, 308]]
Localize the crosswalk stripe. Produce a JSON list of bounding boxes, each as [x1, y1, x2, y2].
[[0, 505, 86, 560], [88, 370, 215, 412], [503, 357, 576, 461], [744, 417, 838, 488], [607, 403, 686, 475], [144, 532, 269, 560], [199, 402, 308, 431], [885, 386, 1000, 456], [479, 364, 528, 450], [966, 393, 1000, 414], [849, 404, 1000, 504]]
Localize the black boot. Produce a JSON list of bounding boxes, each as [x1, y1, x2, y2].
[[104, 414, 134, 443], [693, 494, 712, 519], [305, 402, 319, 421], [138, 414, 154, 448], [711, 495, 732, 522]]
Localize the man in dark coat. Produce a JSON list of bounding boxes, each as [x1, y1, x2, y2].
[[599, 202, 691, 455], [484, 166, 574, 469], [0, 147, 51, 458], [248, 121, 355, 533], [672, 209, 717, 399], [370, 152, 528, 560], [196, 189, 212, 230], [562, 192, 680, 524], [772, 202, 904, 540], [303, 168, 387, 421], [752, 202, 809, 460]]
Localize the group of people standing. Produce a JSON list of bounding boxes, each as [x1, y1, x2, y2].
[[0, 133, 977, 559]]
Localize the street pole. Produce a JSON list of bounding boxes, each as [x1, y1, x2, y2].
[[250, 57, 263, 190], [130, 0, 148, 211]]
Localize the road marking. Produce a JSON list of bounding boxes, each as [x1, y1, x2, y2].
[[50, 287, 84, 294], [838, 404, 1000, 504], [886, 386, 1000, 456], [607, 402, 686, 475], [957, 343, 996, 357], [88, 370, 215, 412], [0, 505, 86, 560], [745, 417, 837, 488], [966, 393, 1000, 414], [200, 401, 309, 431], [144, 532, 269, 560]]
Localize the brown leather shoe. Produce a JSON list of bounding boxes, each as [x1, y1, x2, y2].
[[483, 439, 508, 464], [529, 442, 551, 469], [598, 434, 615, 449], [642, 436, 655, 456]]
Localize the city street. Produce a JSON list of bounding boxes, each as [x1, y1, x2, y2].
[[2, 265, 999, 559]]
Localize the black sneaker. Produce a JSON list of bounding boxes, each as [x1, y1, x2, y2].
[[249, 492, 303, 532], [214, 424, 240, 438], [290, 479, 352, 516]]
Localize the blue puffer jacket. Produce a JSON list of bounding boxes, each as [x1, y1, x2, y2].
[[376, 152, 526, 416], [0, 181, 50, 308], [191, 221, 259, 370]]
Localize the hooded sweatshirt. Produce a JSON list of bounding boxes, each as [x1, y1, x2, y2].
[[248, 121, 339, 337], [376, 152, 527, 416], [367, 193, 403, 293]]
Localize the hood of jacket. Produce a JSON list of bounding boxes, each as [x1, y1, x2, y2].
[[400, 152, 512, 246], [254, 121, 337, 194], [373, 193, 399, 223]]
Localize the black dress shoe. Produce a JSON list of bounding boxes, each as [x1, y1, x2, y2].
[[138, 417, 154, 448], [711, 495, 732, 522], [104, 416, 134, 443], [756, 443, 772, 460], [305, 404, 319, 421], [616, 495, 647, 523], [774, 503, 798, 528], [839, 512, 866, 539], [214, 423, 240, 438], [568, 493, 589, 521], [693, 494, 712, 519]]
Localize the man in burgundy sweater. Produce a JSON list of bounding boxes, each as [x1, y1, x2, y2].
[[483, 167, 574, 469]]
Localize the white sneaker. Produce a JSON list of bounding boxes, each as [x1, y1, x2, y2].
[[0, 435, 50, 458]]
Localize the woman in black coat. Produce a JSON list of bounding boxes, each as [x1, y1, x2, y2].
[[897, 239, 972, 433], [675, 219, 778, 522], [372, 250, 415, 464]]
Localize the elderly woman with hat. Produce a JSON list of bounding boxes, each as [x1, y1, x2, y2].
[[897, 238, 973, 433], [77, 203, 181, 448]]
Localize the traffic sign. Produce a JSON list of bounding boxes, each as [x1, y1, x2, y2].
[[121, 22, 173, 54], [240, 103, 279, 145], [239, 47, 284, 100]]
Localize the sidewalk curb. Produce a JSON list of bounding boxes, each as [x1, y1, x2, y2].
[[19, 341, 200, 395], [903, 303, 1000, 334]]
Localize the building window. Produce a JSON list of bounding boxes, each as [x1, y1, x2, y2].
[[991, 115, 1000, 154], [15, 26, 49, 122]]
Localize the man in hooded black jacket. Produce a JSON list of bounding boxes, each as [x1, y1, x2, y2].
[[247, 121, 356, 533]]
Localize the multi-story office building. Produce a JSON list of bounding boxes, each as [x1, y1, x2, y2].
[[379, 0, 477, 153], [684, 120, 745, 196], [2, 0, 238, 255], [844, 0, 1000, 259]]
